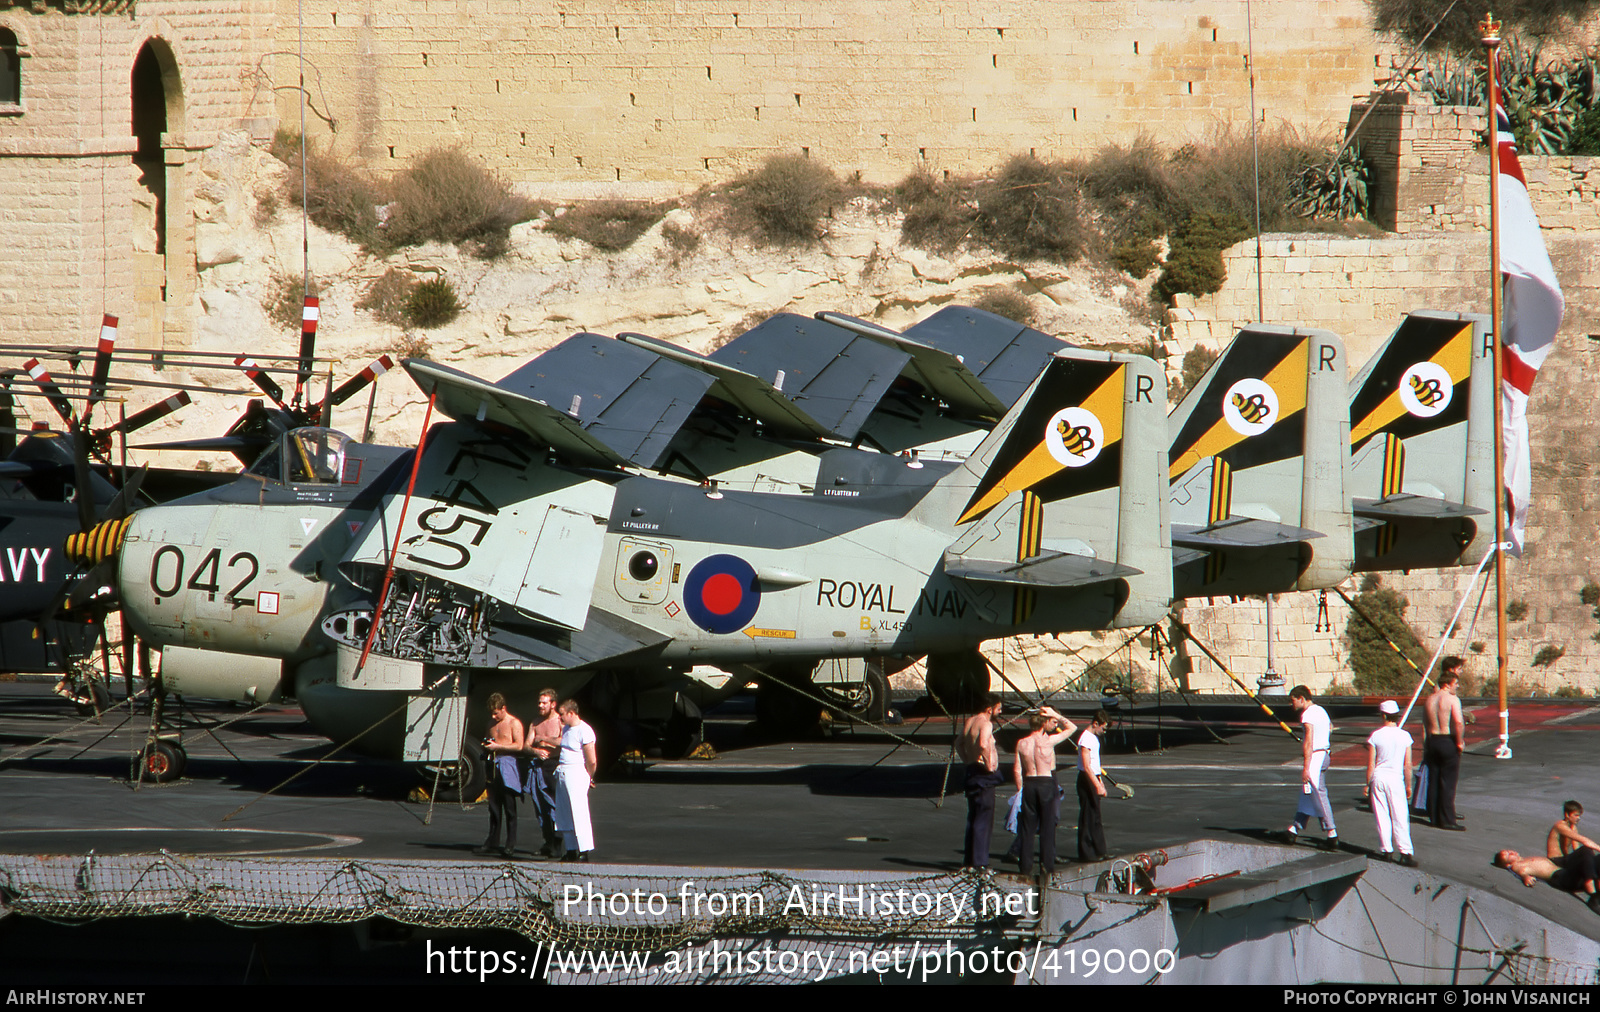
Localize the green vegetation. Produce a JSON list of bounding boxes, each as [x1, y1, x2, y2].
[[1157, 210, 1254, 300], [1506, 599, 1529, 621], [404, 277, 463, 328], [1412, 39, 1600, 153], [357, 268, 417, 328], [1531, 644, 1566, 667], [1344, 574, 1431, 694]]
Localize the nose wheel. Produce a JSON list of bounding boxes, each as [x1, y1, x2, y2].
[[133, 738, 187, 784]]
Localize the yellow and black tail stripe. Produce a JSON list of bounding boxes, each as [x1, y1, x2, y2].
[[1169, 338, 1309, 479], [959, 365, 1126, 526], [1349, 322, 1472, 447], [1207, 457, 1233, 526], [1012, 490, 1044, 623], [65, 515, 132, 565], [1204, 550, 1226, 586], [1381, 432, 1405, 498]]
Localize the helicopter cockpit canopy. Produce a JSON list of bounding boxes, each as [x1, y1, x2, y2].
[[247, 427, 353, 486]]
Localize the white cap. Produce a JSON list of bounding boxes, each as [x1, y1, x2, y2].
[[1379, 700, 1399, 715]]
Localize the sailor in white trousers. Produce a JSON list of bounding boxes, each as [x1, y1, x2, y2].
[[553, 699, 598, 861], [1367, 700, 1417, 866]]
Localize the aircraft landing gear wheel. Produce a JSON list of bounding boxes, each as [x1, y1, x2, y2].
[[74, 679, 111, 719], [133, 740, 186, 784], [419, 740, 486, 803], [818, 662, 891, 724]]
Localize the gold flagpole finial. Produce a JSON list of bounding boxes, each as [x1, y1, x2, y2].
[[1480, 12, 1501, 45]]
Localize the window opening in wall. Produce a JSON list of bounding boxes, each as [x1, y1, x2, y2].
[[0, 29, 18, 106], [130, 42, 167, 257]]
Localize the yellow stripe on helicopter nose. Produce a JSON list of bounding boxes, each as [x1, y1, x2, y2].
[[956, 366, 1126, 525], [1169, 339, 1310, 480], [1349, 323, 1472, 447]]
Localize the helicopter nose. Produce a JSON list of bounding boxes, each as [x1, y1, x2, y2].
[[65, 515, 133, 566]]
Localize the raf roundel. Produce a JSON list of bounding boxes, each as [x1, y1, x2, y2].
[[682, 554, 761, 634]]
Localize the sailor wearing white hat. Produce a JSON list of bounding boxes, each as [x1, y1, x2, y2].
[[1368, 700, 1417, 866]]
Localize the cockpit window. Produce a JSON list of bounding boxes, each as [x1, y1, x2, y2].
[[247, 428, 350, 485], [286, 428, 349, 484]]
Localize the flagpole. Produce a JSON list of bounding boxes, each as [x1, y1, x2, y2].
[[1481, 13, 1513, 761]]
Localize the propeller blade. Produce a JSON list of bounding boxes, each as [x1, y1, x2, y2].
[[22, 359, 78, 427], [234, 356, 288, 408], [325, 355, 394, 409], [103, 466, 147, 518], [133, 434, 272, 453], [99, 390, 192, 438], [72, 427, 95, 534], [296, 296, 320, 405], [84, 314, 117, 423]]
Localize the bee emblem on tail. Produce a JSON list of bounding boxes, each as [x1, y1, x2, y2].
[[1055, 418, 1095, 457], [1230, 391, 1272, 424], [1408, 372, 1444, 408]]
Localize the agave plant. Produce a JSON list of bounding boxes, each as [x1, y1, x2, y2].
[[1409, 40, 1600, 154], [1290, 141, 1372, 221]]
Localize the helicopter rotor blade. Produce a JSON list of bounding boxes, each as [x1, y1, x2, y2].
[[295, 295, 319, 406]]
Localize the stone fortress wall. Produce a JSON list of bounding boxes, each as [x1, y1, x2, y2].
[[2, 0, 1398, 348], [261, 0, 1397, 189]]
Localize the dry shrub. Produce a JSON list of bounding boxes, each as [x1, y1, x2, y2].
[[546, 200, 668, 251], [726, 154, 840, 244], [897, 168, 978, 251], [976, 155, 1088, 263], [382, 147, 538, 256], [661, 220, 701, 264], [969, 286, 1036, 325], [357, 268, 417, 327], [270, 131, 386, 248]]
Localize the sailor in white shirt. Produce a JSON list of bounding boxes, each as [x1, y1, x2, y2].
[[1367, 700, 1416, 866], [1076, 711, 1110, 862], [1286, 684, 1339, 850]]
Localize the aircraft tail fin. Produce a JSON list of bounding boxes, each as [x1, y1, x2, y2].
[[918, 349, 1171, 625], [1347, 310, 1493, 569], [1166, 323, 1351, 592]]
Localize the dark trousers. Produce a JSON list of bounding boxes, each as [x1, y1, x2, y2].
[[485, 780, 518, 851], [1077, 770, 1106, 862], [963, 764, 1004, 868], [1019, 775, 1059, 875], [1423, 735, 1461, 827], [528, 764, 560, 850], [1551, 847, 1598, 893]]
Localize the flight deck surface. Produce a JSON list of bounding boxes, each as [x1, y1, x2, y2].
[[2, 681, 1597, 984]]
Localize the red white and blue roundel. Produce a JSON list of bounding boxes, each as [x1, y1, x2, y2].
[[682, 554, 761, 634]]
